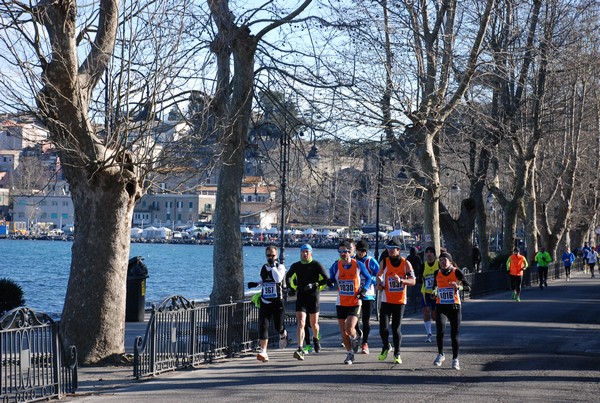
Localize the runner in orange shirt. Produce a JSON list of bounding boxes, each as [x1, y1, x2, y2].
[[431, 251, 470, 370], [506, 247, 528, 302]]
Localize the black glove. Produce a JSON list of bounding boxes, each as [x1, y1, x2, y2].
[[247, 281, 259, 288], [358, 288, 367, 299], [287, 288, 296, 297], [326, 279, 336, 287]]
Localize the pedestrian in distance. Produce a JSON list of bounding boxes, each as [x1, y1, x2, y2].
[[586, 247, 597, 278], [506, 247, 528, 302], [431, 252, 470, 370], [421, 246, 438, 343], [329, 240, 373, 365], [285, 244, 329, 361], [561, 247, 575, 282], [534, 247, 552, 289], [247, 245, 287, 362], [375, 239, 416, 364], [582, 242, 592, 274], [354, 239, 379, 354]]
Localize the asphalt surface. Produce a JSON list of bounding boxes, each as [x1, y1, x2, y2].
[[67, 271, 600, 402]]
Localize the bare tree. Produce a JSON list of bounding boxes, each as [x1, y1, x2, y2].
[[0, 0, 193, 363], [206, 0, 314, 304]]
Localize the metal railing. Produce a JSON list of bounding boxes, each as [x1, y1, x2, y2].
[[0, 307, 77, 403], [134, 296, 277, 379]]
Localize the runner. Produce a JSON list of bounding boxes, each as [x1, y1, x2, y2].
[[421, 246, 438, 342], [285, 244, 329, 361], [431, 251, 470, 370], [506, 247, 528, 302], [534, 247, 552, 289], [375, 239, 416, 364], [561, 247, 575, 282], [247, 245, 287, 362], [354, 239, 379, 354], [329, 240, 373, 365]]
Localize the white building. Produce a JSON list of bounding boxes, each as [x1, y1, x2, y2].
[[11, 194, 74, 232]]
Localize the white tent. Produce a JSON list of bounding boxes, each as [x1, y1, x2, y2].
[[388, 229, 412, 237], [303, 228, 318, 235], [265, 227, 279, 235], [368, 231, 388, 238], [321, 229, 339, 238], [130, 227, 143, 238], [252, 227, 265, 235], [240, 226, 252, 234], [142, 226, 172, 239]]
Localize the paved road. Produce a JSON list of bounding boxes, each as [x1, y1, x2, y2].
[[68, 272, 600, 402]]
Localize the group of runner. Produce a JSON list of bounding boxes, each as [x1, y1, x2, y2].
[[248, 240, 470, 369]]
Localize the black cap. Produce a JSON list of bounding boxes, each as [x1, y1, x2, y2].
[[386, 239, 401, 248], [439, 252, 453, 261], [425, 246, 436, 253], [356, 240, 369, 251]]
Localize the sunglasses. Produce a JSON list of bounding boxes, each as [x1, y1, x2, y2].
[[266, 254, 276, 257], [338, 250, 351, 254]]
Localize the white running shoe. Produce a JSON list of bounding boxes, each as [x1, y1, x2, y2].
[[433, 353, 445, 366], [344, 352, 354, 365], [256, 352, 269, 362], [452, 358, 460, 370], [279, 330, 288, 349]]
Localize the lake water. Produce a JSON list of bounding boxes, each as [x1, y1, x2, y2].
[[0, 239, 341, 316]]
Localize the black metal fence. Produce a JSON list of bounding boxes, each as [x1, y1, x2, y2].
[[0, 308, 77, 403], [133, 295, 278, 379]]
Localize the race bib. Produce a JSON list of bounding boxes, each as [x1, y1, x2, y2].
[[339, 280, 355, 296], [387, 276, 404, 292], [424, 276, 435, 290], [262, 282, 277, 299], [438, 287, 455, 304]]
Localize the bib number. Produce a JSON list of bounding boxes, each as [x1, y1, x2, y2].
[[262, 282, 277, 299], [424, 276, 435, 290], [387, 276, 404, 292], [438, 287, 455, 304], [339, 280, 355, 296]]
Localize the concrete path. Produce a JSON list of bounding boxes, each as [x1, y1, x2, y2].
[[67, 271, 600, 402]]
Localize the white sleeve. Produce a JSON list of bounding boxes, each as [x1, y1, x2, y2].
[[271, 264, 286, 283]]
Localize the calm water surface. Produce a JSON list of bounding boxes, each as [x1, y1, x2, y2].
[[0, 239, 340, 316]]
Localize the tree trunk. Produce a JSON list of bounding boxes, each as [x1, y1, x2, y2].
[[60, 166, 137, 363], [440, 198, 477, 270], [208, 2, 257, 304], [32, 0, 136, 364]]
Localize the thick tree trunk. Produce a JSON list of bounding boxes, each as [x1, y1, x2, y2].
[[208, 2, 257, 304], [60, 166, 137, 363], [440, 198, 477, 270]]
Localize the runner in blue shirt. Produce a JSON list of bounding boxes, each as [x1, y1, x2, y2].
[[561, 247, 575, 282]]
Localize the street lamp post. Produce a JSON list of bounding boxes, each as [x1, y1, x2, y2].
[[279, 127, 289, 265], [375, 146, 384, 260]]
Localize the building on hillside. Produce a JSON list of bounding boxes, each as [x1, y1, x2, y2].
[[240, 176, 278, 229], [132, 192, 217, 228], [0, 150, 21, 172], [0, 115, 49, 150], [11, 194, 74, 233], [0, 188, 9, 219]]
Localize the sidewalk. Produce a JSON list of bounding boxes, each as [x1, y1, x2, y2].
[[70, 274, 600, 402]]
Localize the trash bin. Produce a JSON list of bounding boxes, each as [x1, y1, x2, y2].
[[126, 256, 149, 322]]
